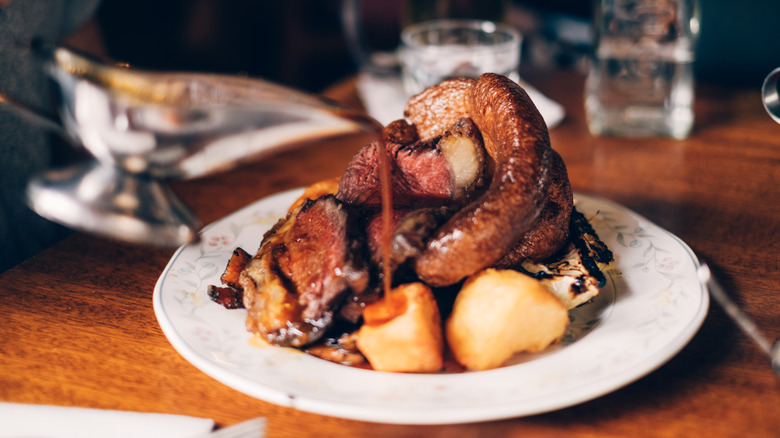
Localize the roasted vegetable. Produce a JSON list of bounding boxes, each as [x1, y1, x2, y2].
[[356, 282, 443, 372], [446, 268, 569, 371]]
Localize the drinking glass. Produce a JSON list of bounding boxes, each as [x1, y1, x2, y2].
[[585, 0, 700, 139], [399, 19, 521, 95]]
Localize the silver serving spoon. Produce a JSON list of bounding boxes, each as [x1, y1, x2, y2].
[[697, 262, 780, 377]]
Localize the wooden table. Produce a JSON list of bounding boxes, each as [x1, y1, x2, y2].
[[2, 70, 779, 437]]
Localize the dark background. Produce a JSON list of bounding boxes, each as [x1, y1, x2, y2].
[[1, 0, 778, 273], [90, 0, 780, 93]]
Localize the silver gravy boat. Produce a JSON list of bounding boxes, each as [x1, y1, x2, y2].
[[2, 47, 376, 247]]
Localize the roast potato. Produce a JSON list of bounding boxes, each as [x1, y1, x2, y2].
[[356, 282, 443, 373], [446, 268, 569, 371]]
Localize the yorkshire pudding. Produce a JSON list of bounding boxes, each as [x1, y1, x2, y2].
[[404, 73, 571, 286]]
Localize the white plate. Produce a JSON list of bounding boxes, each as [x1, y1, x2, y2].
[[153, 189, 708, 424]]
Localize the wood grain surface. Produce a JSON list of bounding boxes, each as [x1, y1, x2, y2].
[[1, 70, 778, 437]]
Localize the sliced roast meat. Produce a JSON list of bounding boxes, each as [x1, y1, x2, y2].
[[280, 195, 370, 321], [337, 137, 452, 207], [337, 117, 487, 209], [393, 139, 454, 206], [335, 138, 386, 206], [364, 206, 453, 269], [240, 195, 370, 347]]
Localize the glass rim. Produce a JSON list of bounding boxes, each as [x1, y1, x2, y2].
[[400, 19, 521, 50]]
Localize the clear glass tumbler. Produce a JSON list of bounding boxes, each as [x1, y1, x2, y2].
[[585, 0, 700, 139], [399, 19, 521, 96]]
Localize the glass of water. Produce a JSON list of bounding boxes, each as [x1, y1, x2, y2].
[[399, 19, 521, 96], [585, 0, 700, 139]]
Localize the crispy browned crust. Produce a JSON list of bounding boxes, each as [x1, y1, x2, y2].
[[406, 73, 555, 286], [219, 247, 252, 290], [207, 285, 245, 309], [494, 148, 573, 266], [287, 177, 341, 213], [404, 77, 473, 141], [383, 119, 419, 145]]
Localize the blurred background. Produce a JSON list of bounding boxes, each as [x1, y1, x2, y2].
[[88, 0, 780, 92], [1, 0, 778, 272]]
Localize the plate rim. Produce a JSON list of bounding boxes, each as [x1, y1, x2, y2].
[[153, 190, 709, 424]]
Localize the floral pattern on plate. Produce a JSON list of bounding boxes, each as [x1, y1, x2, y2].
[[153, 189, 708, 424]]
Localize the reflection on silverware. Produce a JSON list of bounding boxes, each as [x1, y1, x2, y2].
[[697, 262, 780, 377], [7, 46, 378, 247], [26, 161, 201, 245], [762, 67, 780, 124]]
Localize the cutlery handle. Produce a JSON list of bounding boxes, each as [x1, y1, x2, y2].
[[697, 263, 773, 355]]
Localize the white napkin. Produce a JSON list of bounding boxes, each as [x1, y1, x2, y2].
[[356, 71, 566, 129], [0, 403, 214, 438]]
